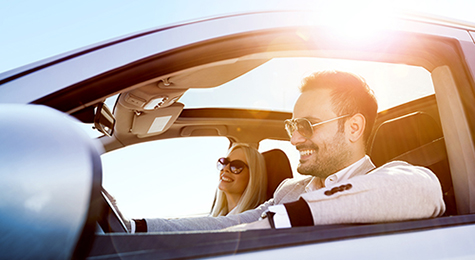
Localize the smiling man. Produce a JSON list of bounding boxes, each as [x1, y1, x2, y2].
[[285, 71, 376, 192], [139, 70, 445, 232]]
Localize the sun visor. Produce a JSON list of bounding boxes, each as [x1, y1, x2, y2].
[[131, 102, 184, 138], [157, 59, 270, 89]]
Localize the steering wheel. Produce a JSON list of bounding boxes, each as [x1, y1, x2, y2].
[[98, 189, 129, 233]]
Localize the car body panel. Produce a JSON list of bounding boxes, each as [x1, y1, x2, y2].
[[88, 215, 475, 259], [213, 223, 475, 260]]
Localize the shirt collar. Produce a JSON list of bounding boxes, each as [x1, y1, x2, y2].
[[305, 155, 369, 192]]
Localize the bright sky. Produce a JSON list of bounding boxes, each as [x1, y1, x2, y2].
[[2, 0, 474, 219], [1, 0, 475, 74]]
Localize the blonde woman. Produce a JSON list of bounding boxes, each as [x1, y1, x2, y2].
[[210, 143, 267, 217]]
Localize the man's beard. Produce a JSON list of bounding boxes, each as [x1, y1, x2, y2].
[[297, 131, 351, 179]]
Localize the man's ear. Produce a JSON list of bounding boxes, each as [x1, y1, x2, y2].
[[346, 113, 365, 143]]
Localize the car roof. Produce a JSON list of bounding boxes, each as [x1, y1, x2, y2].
[[0, 10, 471, 151], [1, 10, 474, 84]]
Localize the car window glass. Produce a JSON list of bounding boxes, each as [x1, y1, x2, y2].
[[101, 137, 230, 219]]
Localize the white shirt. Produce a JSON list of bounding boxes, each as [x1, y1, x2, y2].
[[304, 155, 369, 192]]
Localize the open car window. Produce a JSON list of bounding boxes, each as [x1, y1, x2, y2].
[[100, 57, 435, 220]]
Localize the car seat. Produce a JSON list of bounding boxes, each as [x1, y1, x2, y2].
[[369, 111, 457, 215], [262, 149, 293, 200]]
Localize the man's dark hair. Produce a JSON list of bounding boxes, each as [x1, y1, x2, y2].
[[300, 70, 378, 145]]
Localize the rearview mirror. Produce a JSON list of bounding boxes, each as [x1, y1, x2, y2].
[[94, 102, 115, 137]]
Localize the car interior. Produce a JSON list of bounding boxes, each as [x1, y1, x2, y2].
[[87, 56, 458, 232]]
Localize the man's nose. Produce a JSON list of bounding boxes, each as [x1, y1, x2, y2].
[[290, 130, 306, 146]]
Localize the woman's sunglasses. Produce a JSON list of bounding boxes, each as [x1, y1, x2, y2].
[[217, 157, 248, 174], [284, 114, 350, 139]]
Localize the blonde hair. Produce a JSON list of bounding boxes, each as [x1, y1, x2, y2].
[[210, 143, 267, 217]]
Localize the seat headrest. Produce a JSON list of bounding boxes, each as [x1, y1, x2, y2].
[[369, 112, 443, 166], [262, 149, 293, 200]]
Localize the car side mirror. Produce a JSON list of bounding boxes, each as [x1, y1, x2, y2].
[[0, 104, 104, 259]]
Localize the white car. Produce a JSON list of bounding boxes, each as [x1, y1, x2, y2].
[[1, 10, 475, 259]]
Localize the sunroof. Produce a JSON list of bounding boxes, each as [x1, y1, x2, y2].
[[179, 57, 434, 113]]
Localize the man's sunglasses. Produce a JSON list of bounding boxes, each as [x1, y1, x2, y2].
[[284, 114, 350, 139], [217, 157, 248, 174]]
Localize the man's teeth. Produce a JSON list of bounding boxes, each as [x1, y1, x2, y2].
[[300, 150, 315, 156], [221, 176, 233, 182]]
